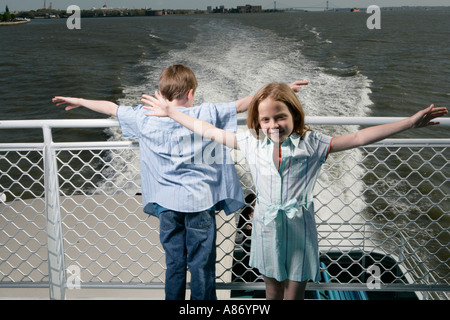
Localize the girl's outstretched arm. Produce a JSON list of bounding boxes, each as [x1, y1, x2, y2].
[[330, 104, 448, 153], [142, 91, 239, 149]]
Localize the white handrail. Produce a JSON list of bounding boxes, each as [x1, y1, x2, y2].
[[0, 119, 119, 129], [305, 117, 450, 126], [1, 117, 449, 129]]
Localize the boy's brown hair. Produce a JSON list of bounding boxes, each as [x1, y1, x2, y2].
[[159, 64, 198, 102], [247, 82, 310, 138]]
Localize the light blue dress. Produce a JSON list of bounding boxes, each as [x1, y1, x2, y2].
[[236, 130, 332, 282]]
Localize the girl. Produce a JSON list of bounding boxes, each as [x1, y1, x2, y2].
[[141, 82, 447, 300]]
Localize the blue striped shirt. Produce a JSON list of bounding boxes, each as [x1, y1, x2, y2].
[[117, 102, 245, 216], [236, 130, 332, 282]]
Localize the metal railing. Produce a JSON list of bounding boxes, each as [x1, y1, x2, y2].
[[0, 117, 449, 300]]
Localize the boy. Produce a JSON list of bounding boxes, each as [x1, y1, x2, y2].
[[53, 64, 307, 299]]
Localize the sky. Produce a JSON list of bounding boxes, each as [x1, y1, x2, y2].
[[2, 0, 449, 12]]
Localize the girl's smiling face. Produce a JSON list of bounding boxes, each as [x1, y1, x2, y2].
[[258, 98, 294, 144]]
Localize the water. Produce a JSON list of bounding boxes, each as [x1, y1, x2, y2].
[[1, 11, 449, 283], [1, 12, 448, 134]]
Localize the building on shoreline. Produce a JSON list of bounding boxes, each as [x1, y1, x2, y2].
[[237, 5, 263, 13]]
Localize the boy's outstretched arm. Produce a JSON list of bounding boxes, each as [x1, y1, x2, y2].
[[52, 97, 118, 117], [330, 104, 448, 153], [142, 92, 238, 149], [235, 80, 309, 113]]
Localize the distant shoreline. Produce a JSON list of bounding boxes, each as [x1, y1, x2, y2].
[[0, 20, 29, 26], [10, 5, 450, 20]]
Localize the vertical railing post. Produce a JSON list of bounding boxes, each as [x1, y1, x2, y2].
[[43, 125, 66, 300]]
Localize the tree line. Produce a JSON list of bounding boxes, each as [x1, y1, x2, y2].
[[0, 6, 16, 22]]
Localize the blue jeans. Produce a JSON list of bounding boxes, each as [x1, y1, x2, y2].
[[159, 209, 217, 300]]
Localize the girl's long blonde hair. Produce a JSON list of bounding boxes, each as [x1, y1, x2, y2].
[[247, 82, 310, 138]]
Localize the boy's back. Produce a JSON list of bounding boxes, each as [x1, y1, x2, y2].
[[117, 101, 245, 216]]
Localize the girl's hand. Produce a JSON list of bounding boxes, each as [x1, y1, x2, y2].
[[410, 104, 448, 128], [142, 91, 171, 117], [289, 80, 309, 93]]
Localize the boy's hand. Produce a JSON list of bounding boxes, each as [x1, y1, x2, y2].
[[52, 96, 118, 116], [410, 104, 448, 128], [142, 91, 171, 117], [289, 80, 309, 93], [52, 96, 82, 111]]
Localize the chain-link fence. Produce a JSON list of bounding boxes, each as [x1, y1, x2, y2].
[[1, 119, 449, 299]]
